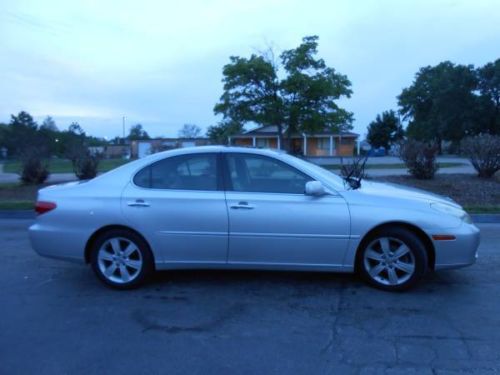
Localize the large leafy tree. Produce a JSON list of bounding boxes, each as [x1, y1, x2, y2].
[[214, 36, 353, 149], [39, 116, 59, 156], [178, 124, 202, 138], [398, 61, 478, 149], [476, 59, 500, 135], [8, 111, 40, 157], [40, 116, 58, 131], [366, 110, 404, 149], [206, 120, 243, 145], [0, 123, 8, 156], [128, 124, 150, 140]]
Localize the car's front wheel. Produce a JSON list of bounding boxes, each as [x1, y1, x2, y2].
[[357, 227, 428, 291], [90, 229, 154, 289]]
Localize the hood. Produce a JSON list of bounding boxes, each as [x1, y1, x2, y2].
[[355, 180, 460, 207]]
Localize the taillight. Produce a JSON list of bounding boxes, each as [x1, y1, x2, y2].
[[35, 201, 57, 215]]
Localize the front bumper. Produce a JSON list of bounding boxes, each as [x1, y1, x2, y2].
[[431, 222, 480, 270]]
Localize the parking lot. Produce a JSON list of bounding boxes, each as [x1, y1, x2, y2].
[[1, 219, 500, 374]]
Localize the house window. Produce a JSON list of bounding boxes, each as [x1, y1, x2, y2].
[[256, 138, 270, 148], [317, 138, 330, 151], [340, 138, 352, 145]]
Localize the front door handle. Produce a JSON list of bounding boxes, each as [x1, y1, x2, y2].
[[230, 201, 255, 210], [127, 199, 150, 207]]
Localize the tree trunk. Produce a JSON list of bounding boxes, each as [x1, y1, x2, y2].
[[436, 135, 442, 155]]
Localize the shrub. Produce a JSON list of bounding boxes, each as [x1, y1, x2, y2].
[[461, 134, 500, 178], [20, 156, 49, 184], [72, 152, 101, 180], [399, 140, 439, 179]]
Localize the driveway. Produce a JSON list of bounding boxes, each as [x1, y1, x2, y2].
[[1, 219, 499, 374]]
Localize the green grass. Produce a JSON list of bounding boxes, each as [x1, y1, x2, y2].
[[0, 182, 21, 190], [323, 162, 466, 170], [0, 200, 33, 210], [3, 158, 129, 174], [463, 205, 500, 214]]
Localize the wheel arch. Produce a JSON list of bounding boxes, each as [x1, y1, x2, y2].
[[84, 224, 154, 266], [354, 221, 435, 271]]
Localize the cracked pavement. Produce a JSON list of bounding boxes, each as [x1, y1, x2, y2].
[[1, 219, 499, 374]]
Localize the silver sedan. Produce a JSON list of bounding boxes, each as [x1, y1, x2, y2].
[[29, 146, 480, 291]]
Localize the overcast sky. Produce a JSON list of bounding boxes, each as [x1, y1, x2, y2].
[[0, 0, 499, 139]]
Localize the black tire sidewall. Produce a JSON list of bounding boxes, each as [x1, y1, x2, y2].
[[90, 229, 154, 290], [358, 227, 428, 291]]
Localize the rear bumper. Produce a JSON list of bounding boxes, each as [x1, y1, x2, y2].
[[29, 223, 87, 263], [432, 222, 480, 270]]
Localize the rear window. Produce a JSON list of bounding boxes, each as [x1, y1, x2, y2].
[[133, 153, 218, 191]]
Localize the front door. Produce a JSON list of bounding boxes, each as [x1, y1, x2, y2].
[[122, 152, 228, 264], [224, 153, 350, 266]]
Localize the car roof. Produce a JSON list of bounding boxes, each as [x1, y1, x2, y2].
[[154, 145, 284, 155]]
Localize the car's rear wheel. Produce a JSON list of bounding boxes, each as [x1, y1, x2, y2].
[[90, 229, 154, 289], [357, 227, 428, 291]]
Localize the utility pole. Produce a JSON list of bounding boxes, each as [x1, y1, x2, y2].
[[122, 116, 126, 143]]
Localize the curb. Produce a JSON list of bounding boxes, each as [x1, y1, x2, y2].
[[1, 211, 499, 223], [470, 214, 500, 224], [0, 210, 35, 219]]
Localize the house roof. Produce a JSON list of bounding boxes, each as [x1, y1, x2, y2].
[[237, 125, 358, 138]]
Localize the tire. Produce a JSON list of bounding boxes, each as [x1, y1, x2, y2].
[[90, 229, 154, 289], [357, 227, 428, 291]]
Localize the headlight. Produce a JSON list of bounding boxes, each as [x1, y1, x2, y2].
[[430, 203, 472, 224]]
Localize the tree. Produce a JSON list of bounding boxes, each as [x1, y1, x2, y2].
[[128, 124, 150, 140], [214, 36, 353, 150], [476, 59, 500, 135], [366, 110, 404, 149], [40, 116, 58, 132], [206, 120, 243, 144], [38, 116, 59, 156], [8, 111, 40, 157], [0, 123, 8, 155], [64, 122, 87, 163], [398, 61, 478, 151], [10, 111, 37, 130], [178, 124, 202, 138], [280, 36, 353, 143], [68, 122, 85, 136]]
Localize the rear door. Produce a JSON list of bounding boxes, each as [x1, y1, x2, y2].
[[122, 152, 228, 264], [223, 152, 351, 267]]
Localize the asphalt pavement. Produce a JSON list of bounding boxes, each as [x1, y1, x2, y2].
[[1, 219, 499, 374]]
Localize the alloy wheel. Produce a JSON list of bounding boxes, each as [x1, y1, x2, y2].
[[363, 236, 416, 286], [97, 237, 143, 284]]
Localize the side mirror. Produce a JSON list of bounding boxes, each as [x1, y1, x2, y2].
[[305, 181, 327, 196]]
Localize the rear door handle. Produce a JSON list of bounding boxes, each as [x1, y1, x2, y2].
[[127, 199, 150, 207], [230, 201, 254, 210]]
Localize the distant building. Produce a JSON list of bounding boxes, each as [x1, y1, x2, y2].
[[229, 125, 358, 156], [102, 144, 130, 159], [130, 138, 211, 158]]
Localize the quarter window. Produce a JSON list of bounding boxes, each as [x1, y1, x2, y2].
[[226, 154, 312, 194], [134, 154, 218, 190]]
